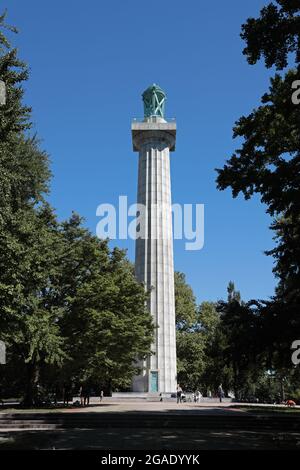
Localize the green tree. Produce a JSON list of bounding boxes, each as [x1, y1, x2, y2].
[[197, 301, 230, 396], [216, 297, 261, 399], [174, 271, 197, 329], [216, 0, 300, 364], [58, 215, 154, 394], [175, 272, 205, 389], [0, 12, 65, 405], [227, 281, 241, 303], [240, 0, 300, 70], [0, 13, 154, 405], [176, 329, 206, 391]]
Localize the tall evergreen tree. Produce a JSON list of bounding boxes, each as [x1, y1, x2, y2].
[[0, 12, 154, 404], [0, 11, 65, 405]]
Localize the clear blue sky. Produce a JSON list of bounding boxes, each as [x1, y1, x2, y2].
[[4, 0, 277, 303]]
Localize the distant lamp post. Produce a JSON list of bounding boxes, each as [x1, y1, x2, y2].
[[0, 80, 6, 105]]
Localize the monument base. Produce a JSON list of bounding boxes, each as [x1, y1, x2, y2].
[[112, 392, 175, 401]]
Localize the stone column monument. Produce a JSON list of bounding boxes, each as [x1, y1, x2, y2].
[[131, 84, 177, 394]]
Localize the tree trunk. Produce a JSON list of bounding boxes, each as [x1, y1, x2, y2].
[[280, 378, 285, 402], [233, 363, 239, 400], [23, 361, 39, 407], [107, 378, 112, 397]]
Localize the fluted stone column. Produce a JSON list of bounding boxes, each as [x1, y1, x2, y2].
[[131, 118, 177, 393]]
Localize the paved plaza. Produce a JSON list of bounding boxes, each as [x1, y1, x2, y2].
[[0, 400, 299, 450]]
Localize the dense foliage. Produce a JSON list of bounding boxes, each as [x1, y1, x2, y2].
[[1, 2, 300, 406], [215, 0, 300, 396], [0, 12, 154, 405]]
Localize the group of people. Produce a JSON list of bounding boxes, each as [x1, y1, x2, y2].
[[79, 384, 104, 406], [176, 384, 225, 403], [79, 384, 91, 406], [176, 385, 202, 403], [192, 390, 203, 403]]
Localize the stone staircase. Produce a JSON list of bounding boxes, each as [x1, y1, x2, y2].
[[0, 412, 300, 432]]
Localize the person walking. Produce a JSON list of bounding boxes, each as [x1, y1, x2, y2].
[[84, 384, 91, 406], [195, 390, 202, 403], [177, 384, 183, 404], [79, 384, 85, 406], [100, 390, 104, 402], [63, 383, 72, 406], [218, 384, 224, 403]]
